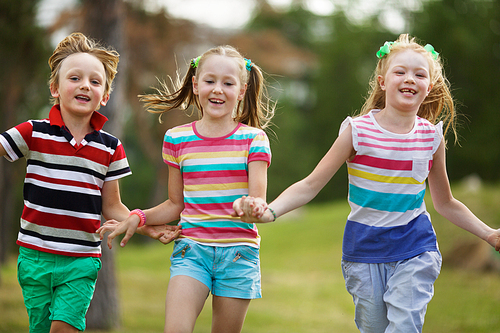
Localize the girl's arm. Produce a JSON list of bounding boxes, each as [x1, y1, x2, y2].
[[428, 140, 500, 250], [99, 165, 184, 248], [236, 125, 355, 222]]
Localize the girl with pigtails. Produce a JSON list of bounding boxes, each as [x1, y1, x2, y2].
[[99, 45, 275, 333], [234, 34, 500, 332]]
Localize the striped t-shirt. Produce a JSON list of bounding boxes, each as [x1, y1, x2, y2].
[[340, 109, 443, 263], [0, 105, 131, 257], [163, 121, 271, 248]]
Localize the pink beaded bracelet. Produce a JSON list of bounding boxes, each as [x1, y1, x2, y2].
[[129, 209, 146, 227]]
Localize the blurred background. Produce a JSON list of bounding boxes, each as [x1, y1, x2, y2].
[[1, 0, 500, 331]]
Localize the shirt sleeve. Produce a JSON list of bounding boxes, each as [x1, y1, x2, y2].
[[248, 130, 271, 167], [162, 129, 180, 169], [0, 121, 33, 162]]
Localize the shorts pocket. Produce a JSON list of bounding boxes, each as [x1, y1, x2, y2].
[[171, 240, 191, 259], [233, 247, 259, 264]]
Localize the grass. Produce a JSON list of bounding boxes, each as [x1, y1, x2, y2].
[[2, 181, 500, 332]]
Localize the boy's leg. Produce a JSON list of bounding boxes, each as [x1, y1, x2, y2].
[[164, 275, 210, 333], [17, 248, 54, 332], [384, 251, 442, 333], [50, 255, 101, 332], [49, 320, 78, 333], [211, 296, 250, 333]]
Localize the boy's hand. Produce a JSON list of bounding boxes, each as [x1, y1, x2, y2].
[[137, 224, 182, 244], [97, 215, 141, 249], [232, 196, 274, 223]]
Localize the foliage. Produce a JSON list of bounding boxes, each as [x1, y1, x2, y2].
[[2, 181, 500, 332]]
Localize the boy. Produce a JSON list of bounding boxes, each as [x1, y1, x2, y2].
[[0, 32, 179, 332]]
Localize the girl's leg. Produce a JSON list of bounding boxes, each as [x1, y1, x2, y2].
[[342, 260, 389, 333], [384, 251, 441, 333], [211, 296, 251, 333], [164, 275, 210, 333]]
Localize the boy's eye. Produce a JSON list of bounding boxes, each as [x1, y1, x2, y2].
[[205, 80, 214, 84], [225, 82, 234, 86]]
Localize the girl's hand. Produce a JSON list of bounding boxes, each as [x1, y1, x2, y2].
[[97, 214, 141, 249], [137, 224, 182, 244], [232, 196, 274, 223], [486, 228, 500, 252]]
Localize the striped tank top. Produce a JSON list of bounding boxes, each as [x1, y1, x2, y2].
[[341, 109, 442, 263]]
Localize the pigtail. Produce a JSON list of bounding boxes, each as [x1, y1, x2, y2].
[[139, 65, 201, 123], [236, 63, 275, 130]]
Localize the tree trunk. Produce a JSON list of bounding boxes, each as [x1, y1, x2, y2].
[[80, 0, 127, 329]]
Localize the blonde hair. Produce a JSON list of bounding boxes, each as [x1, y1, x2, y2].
[[359, 34, 456, 141], [140, 45, 275, 130], [48, 32, 120, 105]]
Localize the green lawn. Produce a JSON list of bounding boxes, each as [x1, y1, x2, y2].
[[2, 182, 500, 332]]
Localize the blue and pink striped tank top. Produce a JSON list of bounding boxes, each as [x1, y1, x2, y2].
[[163, 121, 271, 248], [341, 110, 443, 263]]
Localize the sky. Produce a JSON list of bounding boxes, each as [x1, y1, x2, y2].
[[37, 0, 408, 41]]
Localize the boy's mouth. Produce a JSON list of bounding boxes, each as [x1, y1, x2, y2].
[[76, 95, 90, 102]]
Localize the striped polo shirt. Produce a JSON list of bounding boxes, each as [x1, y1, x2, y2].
[[0, 105, 131, 257], [163, 121, 271, 248], [340, 110, 443, 263]]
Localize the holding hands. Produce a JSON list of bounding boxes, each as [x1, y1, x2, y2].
[[97, 214, 181, 249], [232, 196, 275, 223]]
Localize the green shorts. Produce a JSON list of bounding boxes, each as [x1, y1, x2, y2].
[[17, 247, 102, 332]]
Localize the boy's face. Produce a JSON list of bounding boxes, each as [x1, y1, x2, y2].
[[50, 52, 110, 118]]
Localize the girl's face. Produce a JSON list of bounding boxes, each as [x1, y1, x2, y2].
[[50, 52, 109, 118], [378, 49, 433, 114], [193, 55, 247, 122]]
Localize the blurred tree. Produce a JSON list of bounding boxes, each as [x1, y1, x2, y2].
[[412, 0, 500, 181], [78, 0, 124, 329], [0, 0, 50, 277]]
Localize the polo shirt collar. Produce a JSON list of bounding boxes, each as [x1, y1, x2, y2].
[[49, 104, 108, 131]]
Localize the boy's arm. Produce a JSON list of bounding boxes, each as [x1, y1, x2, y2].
[[428, 140, 500, 250], [100, 179, 181, 244], [99, 165, 184, 248], [0, 141, 6, 157], [101, 179, 129, 221]]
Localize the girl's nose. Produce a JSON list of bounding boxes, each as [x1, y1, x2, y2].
[[404, 75, 415, 84], [212, 85, 222, 94]]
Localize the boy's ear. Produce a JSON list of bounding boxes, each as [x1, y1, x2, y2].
[[100, 93, 110, 106], [192, 76, 199, 95], [49, 83, 60, 98]]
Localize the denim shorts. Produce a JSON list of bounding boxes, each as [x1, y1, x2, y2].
[[170, 238, 262, 299], [17, 247, 101, 332], [341, 251, 442, 333]]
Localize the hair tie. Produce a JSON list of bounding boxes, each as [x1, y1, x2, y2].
[[244, 58, 253, 71], [376, 41, 396, 59], [423, 44, 439, 60], [191, 56, 201, 68]]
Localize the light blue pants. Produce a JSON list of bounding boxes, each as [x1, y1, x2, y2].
[[341, 251, 442, 333]]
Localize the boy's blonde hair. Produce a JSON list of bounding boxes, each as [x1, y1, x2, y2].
[[48, 32, 120, 105], [140, 45, 275, 130], [359, 34, 457, 141]]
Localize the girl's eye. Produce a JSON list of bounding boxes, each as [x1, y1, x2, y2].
[[225, 82, 234, 86], [70, 77, 79, 81], [91, 80, 101, 85], [205, 80, 214, 84]]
